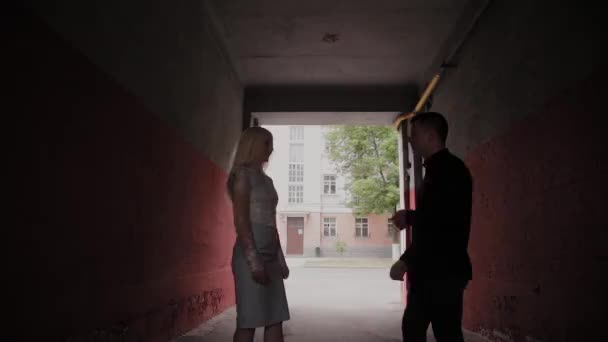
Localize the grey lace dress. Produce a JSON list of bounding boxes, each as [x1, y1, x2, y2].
[[231, 167, 290, 328]]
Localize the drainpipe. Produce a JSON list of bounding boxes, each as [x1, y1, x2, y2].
[[393, 0, 491, 128], [393, 0, 491, 298]]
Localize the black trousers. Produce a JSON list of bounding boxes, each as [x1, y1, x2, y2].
[[402, 279, 467, 342]]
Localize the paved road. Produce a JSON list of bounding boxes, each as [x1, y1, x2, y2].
[[177, 259, 487, 342]]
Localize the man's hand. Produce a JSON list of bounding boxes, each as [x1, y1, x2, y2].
[[252, 268, 270, 285], [390, 210, 408, 230], [281, 265, 290, 280], [389, 260, 408, 281]]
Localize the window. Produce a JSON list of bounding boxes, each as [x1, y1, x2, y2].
[[323, 217, 337, 237], [323, 175, 336, 194], [289, 126, 304, 141], [355, 217, 369, 237], [288, 140, 304, 202], [289, 144, 304, 163], [388, 218, 395, 237], [289, 164, 304, 182], [288, 185, 304, 204]]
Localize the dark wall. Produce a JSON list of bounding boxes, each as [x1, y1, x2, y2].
[[432, 1, 608, 341], [464, 70, 608, 342], [9, 4, 242, 340]]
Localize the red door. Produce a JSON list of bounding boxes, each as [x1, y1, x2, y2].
[[286, 217, 304, 255]]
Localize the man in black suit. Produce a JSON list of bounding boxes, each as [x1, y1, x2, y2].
[[390, 112, 473, 342]]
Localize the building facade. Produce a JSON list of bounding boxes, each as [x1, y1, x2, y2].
[[264, 125, 394, 258]]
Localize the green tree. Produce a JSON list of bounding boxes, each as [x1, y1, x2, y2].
[[324, 126, 400, 216]]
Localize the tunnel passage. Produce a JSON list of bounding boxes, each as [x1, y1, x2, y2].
[[9, 0, 608, 341]]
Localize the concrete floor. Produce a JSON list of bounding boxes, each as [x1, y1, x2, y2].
[[176, 259, 488, 342]]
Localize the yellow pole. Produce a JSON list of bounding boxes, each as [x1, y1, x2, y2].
[[392, 72, 442, 129]]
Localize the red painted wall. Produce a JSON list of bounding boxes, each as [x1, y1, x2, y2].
[[463, 71, 608, 341], [10, 7, 236, 341]]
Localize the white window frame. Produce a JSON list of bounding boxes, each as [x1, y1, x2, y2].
[[289, 143, 304, 163], [387, 218, 395, 237], [289, 126, 304, 141], [323, 217, 337, 237], [323, 174, 337, 195], [288, 184, 304, 204], [289, 164, 304, 183], [355, 217, 369, 238], [288, 136, 304, 204]]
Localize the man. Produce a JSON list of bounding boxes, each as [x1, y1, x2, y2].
[[390, 112, 473, 342]]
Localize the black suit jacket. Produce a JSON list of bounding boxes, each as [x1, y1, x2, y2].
[[400, 148, 473, 284]]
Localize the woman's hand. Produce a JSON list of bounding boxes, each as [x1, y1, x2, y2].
[[390, 260, 408, 281]]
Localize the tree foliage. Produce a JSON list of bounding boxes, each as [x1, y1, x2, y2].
[[325, 126, 399, 215]]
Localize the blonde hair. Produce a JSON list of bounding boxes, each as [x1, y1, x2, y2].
[[226, 126, 272, 198]]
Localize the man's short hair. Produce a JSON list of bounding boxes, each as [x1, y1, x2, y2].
[[410, 112, 448, 143]]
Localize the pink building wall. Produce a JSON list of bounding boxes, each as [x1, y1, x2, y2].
[[320, 213, 393, 247], [277, 212, 393, 257]]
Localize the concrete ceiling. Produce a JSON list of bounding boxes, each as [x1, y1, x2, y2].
[[209, 0, 473, 87]]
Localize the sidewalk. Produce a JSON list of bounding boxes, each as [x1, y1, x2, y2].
[[175, 264, 489, 342], [299, 257, 394, 268]]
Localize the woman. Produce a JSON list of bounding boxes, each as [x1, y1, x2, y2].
[[227, 126, 290, 342]]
